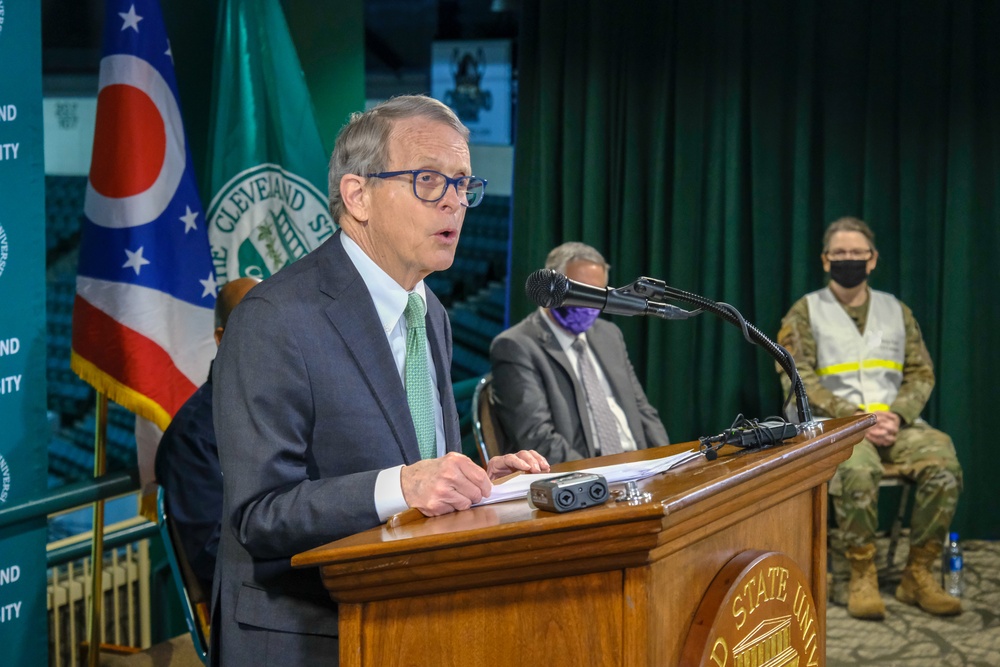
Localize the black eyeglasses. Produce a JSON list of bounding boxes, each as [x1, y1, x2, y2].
[[366, 169, 487, 208]]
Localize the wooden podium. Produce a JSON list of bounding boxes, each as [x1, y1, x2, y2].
[[292, 415, 873, 667]]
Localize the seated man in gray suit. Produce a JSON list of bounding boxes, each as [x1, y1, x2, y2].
[[490, 242, 669, 464], [212, 95, 549, 666]]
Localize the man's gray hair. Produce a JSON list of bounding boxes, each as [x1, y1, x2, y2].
[[544, 242, 610, 275], [328, 95, 469, 223]]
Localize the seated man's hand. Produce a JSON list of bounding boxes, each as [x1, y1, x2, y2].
[[400, 452, 492, 517], [486, 451, 550, 480]]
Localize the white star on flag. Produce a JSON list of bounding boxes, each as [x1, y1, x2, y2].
[[200, 272, 219, 298], [123, 246, 151, 275], [119, 4, 143, 32], [165, 39, 174, 63], [180, 205, 199, 233]]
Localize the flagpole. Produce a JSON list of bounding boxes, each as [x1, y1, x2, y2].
[[87, 393, 108, 667]]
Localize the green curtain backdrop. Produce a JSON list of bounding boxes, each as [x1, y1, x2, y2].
[[512, 0, 999, 539]]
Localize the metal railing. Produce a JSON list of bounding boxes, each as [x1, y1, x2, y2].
[[0, 469, 155, 665], [0, 470, 139, 534], [48, 537, 152, 667]]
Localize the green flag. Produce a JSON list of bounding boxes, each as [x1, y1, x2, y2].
[[206, 0, 335, 286]]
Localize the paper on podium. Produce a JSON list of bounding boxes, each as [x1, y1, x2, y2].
[[475, 448, 702, 507]]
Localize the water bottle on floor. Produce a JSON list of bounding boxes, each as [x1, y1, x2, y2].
[[942, 532, 964, 597]]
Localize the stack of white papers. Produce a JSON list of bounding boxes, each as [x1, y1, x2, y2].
[[475, 449, 702, 507]]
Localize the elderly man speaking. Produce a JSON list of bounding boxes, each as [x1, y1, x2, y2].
[[211, 95, 549, 666]]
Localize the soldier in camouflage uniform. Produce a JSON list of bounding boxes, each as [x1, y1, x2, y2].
[[777, 217, 962, 621]]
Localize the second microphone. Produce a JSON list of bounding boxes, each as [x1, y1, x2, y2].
[[525, 268, 651, 316]]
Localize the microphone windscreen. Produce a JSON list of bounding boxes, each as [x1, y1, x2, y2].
[[525, 269, 569, 308]]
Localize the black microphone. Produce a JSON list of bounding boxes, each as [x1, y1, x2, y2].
[[527, 268, 815, 425], [525, 269, 688, 318]]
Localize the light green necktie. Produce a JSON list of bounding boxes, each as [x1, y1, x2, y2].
[[404, 293, 436, 459]]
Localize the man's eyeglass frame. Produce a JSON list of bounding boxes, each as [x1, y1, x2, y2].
[[366, 169, 488, 208]]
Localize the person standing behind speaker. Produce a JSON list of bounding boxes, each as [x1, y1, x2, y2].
[[777, 216, 962, 621], [490, 242, 669, 464]]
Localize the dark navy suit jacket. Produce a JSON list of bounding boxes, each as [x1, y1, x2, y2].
[[154, 368, 220, 593], [211, 231, 461, 666]]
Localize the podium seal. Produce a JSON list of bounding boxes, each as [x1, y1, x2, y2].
[[682, 550, 822, 667]]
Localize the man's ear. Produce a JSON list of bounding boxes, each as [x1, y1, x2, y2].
[[340, 173, 369, 222]]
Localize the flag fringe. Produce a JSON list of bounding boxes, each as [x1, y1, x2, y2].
[[139, 489, 159, 523], [71, 351, 173, 431]]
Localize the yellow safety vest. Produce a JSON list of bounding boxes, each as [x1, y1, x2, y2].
[[806, 287, 905, 413]]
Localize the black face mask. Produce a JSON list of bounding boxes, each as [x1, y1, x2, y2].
[[829, 259, 869, 289]]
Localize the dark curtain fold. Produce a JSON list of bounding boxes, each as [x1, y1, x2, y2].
[[512, 0, 999, 538]]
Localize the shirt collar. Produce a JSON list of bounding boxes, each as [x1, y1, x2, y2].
[[341, 232, 426, 334]]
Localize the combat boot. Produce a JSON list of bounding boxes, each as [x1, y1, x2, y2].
[[895, 541, 962, 616], [845, 543, 885, 620]]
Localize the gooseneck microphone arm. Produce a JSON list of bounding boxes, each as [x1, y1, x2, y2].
[[628, 276, 814, 426], [524, 269, 815, 426]]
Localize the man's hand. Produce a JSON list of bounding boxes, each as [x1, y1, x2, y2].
[[863, 410, 901, 447], [400, 452, 493, 517], [486, 450, 550, 480]]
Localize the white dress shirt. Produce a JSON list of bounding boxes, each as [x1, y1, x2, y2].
[[340, 233, 446, 520]]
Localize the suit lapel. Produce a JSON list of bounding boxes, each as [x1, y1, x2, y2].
[[318, 234, 422, 464], [530, 311, 597, 456]]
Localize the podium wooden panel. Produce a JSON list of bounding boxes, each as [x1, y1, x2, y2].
[[293, 415, 873, 666]]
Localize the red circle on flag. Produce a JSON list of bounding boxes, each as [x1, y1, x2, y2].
[[90, 84, 166, 199]]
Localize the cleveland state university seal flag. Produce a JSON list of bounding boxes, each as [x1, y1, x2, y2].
[[71, 1, 216, 433], [207, 0, 333, 286]]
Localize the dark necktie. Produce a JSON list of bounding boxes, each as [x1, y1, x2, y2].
[[571, 337, 623, 455]]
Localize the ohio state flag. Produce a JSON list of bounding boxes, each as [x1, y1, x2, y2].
[[72, 1, 215, 432]]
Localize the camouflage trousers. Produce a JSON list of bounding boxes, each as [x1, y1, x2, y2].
[[829, 419, 962, 554]]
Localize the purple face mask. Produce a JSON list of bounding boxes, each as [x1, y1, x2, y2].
[[550, 306, 601, 335]]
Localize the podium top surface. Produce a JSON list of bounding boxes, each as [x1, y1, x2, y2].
[[292, 416, 871, 585]]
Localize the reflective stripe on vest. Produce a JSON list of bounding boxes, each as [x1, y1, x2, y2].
[[806, 287, 905, 412], [815, 358, 904, 376]]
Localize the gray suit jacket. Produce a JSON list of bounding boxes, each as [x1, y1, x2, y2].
[[211, 230, 460, 666], [489, 310, 668, 463]]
